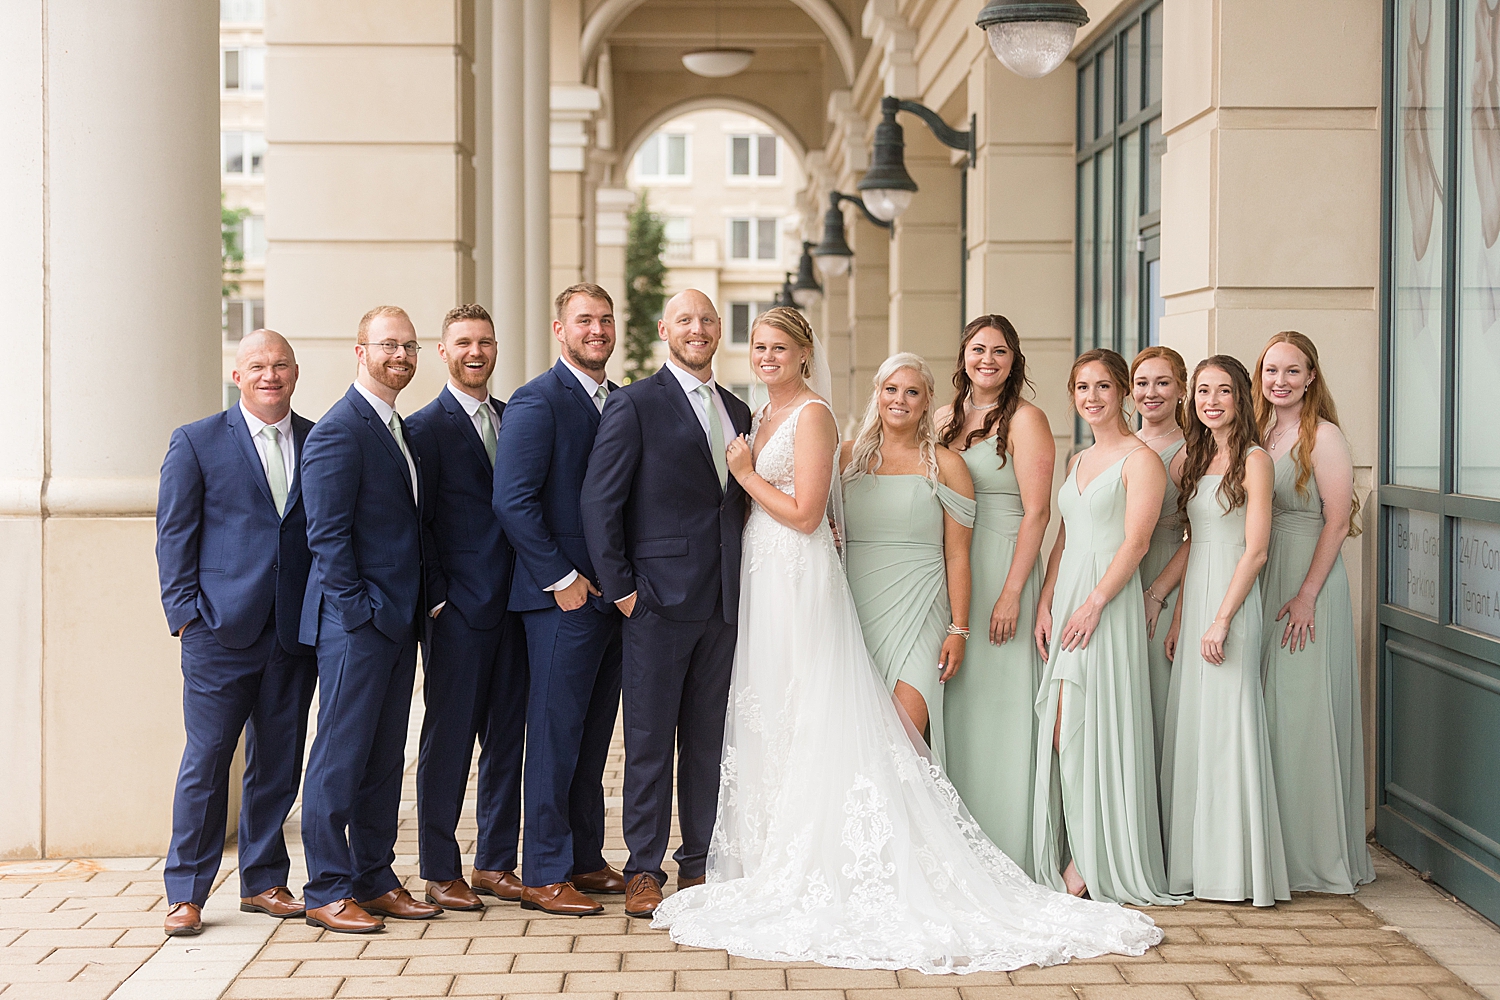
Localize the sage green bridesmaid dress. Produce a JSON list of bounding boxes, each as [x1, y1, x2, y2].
[[1261, 452, 1375, 893], [1140, 439, 1187, 767], [1031, 449, 1178, 906], [843, 473, 976, 765], [1160, 458, 1290, 906], [944, 438, 1044, 870]]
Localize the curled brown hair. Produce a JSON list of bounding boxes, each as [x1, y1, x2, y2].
[[1068, 348, 1134, 434], [1178, 355, 1263, 521], [554, 282, 614, 321], [1130, 345, 1189, 430], [751, 306, 816, 380], [1252, 330, 1362, 537], [939, 314, 1033, 465], [441, 303, 494, 338]]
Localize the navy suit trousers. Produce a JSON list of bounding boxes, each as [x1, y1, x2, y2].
[[165, 616, 316, 907], [520, 604, 622, 887], [301, 607, 418, 909], [620, 604, 735, 886], [417, 605, 528, 881]]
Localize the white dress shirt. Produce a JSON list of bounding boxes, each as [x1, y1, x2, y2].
[[239, 403, 296, 489], [353, 381, 418, 502], [545, 358, 611, 594], [444, 381, 494, 436], [560, 356, 609, 411], [665, 359, 736, 449]]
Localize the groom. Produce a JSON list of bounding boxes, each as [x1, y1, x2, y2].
[[582, 289, 753, 918]]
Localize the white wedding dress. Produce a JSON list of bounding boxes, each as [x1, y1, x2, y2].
[[652, 400, 1163, 973]]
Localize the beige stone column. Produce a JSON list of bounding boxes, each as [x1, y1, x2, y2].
[[887, 123, 963, 375], [491, 0, 527, 396], [1158, 0, 1382, 815], [524, 0, 552, 378], [967, 51, 1077, 436], [594, 187, 635, 385], [265, 1, 477, 416], [0, 1, 220, 857], [819, 272, 854, 421], [847, 214, 891, 421]]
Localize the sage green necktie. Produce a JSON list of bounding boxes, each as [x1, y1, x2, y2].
[[695, 383, 728, 489], [388, 412, 415, 497], [594, 383, 608, 412], [477, 403, 497, 466], [260, 425, 288, 516]]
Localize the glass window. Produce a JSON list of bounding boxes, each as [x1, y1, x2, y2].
[[223, 49, 240, 91], [1147, 117, 1163, 213], [220, 0, 264, 24], [1389, 507, 1442, 617], [222, 132, 243, 174], [730, 134, 778, 177], [1098, 45, 1115, 137], [1458, 0, 1500, 498], [1390, 0, 1447, 490], [1457, 519, 1500, 636], [223, 381, 241, 409], [730, 219, 750, 259], [731, 136, 750, 175], [1078, 161, 1094, 349], [636, 133, 688, 180], [667, 135, 687, 176], [1147, 258, 1163, 345], [1145, 6, 1162, 106], [757, 135, 777, 176], [756, 218, 778, 261], [244, 46, 265, 92], [241, 215, 267, 263], [1079, 60, 1095, 148], [252, 299, 265, 331], [225, 298, 247, 342], [1121, 130, 1141, 351], [639, 136, 661, 177], [1123, 25, 1141, 118], [248, 132, 265, 175], [730, 302, 752, 343], [1097, 146, 1115, 348]]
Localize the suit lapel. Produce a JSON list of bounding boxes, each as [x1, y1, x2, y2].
[[346, 387, 417, 505], [285, 413, 311, 515], [226, 405, 277, 512], [552, 361, 603, 428], [657, 368, 718, 482], [442, 388, 492, 469]]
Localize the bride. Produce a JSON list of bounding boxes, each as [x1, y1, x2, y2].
[[651, 308, 1162, 972]]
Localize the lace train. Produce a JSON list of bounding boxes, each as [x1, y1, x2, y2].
[[651, 401, 1162, 972]]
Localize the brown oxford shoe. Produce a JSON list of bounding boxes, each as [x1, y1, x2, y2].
[[570, 863, 626, 894], [305, 898, 384, 934], [471, 868, 523, 902], [520, 882, 605, 916], [624, 873, 662, 918], [677, 874, 706, 889], [164, 901, 202, 937], [240, 887, 305, 918], [358, 887, 442, 920], [425, 878, 484, 912]]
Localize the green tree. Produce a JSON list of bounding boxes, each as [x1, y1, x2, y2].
[[222, 194, 250, 305], [623, 193, 667, 382]]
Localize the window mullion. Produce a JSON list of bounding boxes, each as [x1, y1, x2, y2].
[[1439, 0, 1462, 625]]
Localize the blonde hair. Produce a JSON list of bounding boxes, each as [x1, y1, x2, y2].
[[750, 306, 816, 380], [1253, 330, 1362, 537], [842, 353, 940, 486]]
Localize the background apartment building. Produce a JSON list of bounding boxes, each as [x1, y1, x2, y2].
[[219, 0, 267, 405]]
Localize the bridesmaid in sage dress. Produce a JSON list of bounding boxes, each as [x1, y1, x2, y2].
[[841, 353, 975, 764], [1131, 347, 1189, 767], [1031, 349, 1177, 906], [1254, 331, 1374, 893], [935, 316, 1054, 870], [1158, 355, 1289, 906]]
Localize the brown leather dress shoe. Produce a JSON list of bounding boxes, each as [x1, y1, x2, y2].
[[471, 869, 524, 902], [624, 873, 662, 918], [164, 901, 202, 936], [240, 887, 305, 918], [677, 874, 706, 889], [570, 863, 626, 894], [520, 882, 604, 916], [305, 898, 384, 934], [425, 878, 484, 911], [358, 887, 442, 920]]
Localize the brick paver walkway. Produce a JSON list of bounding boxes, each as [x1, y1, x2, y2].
[[3, 709, 1496, 1000]]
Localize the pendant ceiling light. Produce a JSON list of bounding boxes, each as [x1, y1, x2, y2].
[[683, 1, 753, 78]]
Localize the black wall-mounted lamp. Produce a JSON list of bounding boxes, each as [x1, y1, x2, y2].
[[791, 242, 823, 309], [974, 0, 1090, 79], [810, 190, 891, 279], [856, 96, 976, 224]]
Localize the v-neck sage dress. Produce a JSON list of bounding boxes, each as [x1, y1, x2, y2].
[[1140, 439, 1187, 768], [1160, 455, 1290, 906], [1261, 451, 1375, 893], [843, 473, 976, 766], [1031, 449, 1177, 906], [944, 438, 1045, 871]]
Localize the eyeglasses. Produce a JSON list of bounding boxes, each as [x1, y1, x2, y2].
[[362, 341, 422, 355]]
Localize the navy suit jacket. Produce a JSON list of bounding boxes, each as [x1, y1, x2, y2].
[[298, 385, 432, 645], [494, 360, 618, 614], [406, 387, 515, 631], [156, 406, 315, 654], [581, 365, 753, 624]]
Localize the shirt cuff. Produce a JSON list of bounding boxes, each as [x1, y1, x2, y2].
[[617, 591, 637, 605], [545, 570, 579, 592], [429, 602, 446, 617]]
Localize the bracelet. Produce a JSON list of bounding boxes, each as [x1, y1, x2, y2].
[[947, 624, 970, 638], [1144, 588, 1164, 607]]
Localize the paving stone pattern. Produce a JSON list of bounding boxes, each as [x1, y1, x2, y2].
[[2, 711, 1496, 1000]]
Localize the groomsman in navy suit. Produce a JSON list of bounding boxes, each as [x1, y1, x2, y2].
[[405, 304, 528, 911], [582, 289, 752, 919], [298, 306, 444, 933], [155, 329, 318, 937], [494, 283, 626, 915]]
